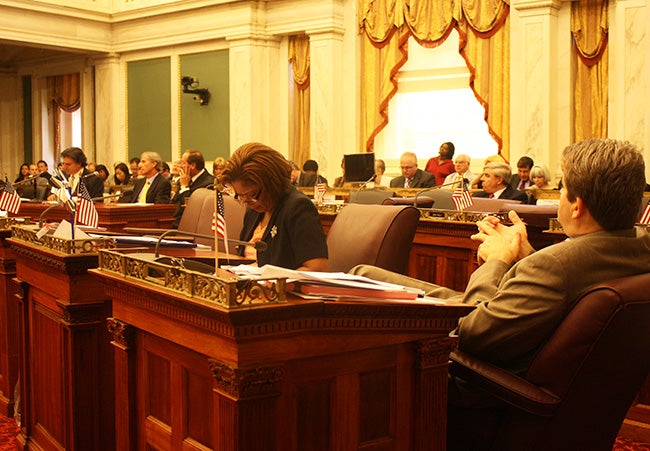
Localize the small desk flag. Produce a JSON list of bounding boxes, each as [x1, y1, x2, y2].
[[0, 177, 21, 214]]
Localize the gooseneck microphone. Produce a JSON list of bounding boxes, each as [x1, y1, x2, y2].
[[153, 229, 267, 259], [82, 171, 100, 179], [413, 178, 471, 208]]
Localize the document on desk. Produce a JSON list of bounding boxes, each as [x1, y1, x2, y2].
[[106, 235, 198, 247], [222, 264, 425, 300]]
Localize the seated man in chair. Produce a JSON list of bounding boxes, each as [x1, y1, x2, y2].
[[351, 139, 650, 433]]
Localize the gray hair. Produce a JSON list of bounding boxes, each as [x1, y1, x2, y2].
[[485, 161, 512, 184], [140, 151, 163, 172]]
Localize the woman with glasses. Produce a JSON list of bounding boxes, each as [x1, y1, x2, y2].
[[221, 142, 329, 271]]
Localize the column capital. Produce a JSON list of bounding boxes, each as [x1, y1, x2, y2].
[[512, 0, 563, 13]]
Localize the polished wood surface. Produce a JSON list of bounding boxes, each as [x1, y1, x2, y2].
[[0, 230, 18, 418], [92, 266, 473, 451], [9, 238, 115, 451], [14, 202, 176, 233], [320, 210, 565, 292]]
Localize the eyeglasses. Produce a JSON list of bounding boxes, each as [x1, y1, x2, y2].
[[234, 188, 260, 205], [400, 166, 415, 170]]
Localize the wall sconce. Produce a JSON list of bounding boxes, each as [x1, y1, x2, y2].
[[181, 76, 210, 106]]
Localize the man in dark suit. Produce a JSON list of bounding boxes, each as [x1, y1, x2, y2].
[[47, 147, 104, 201], [129, 151, 171, 204], [171, 149, 215, 228], [390, 152, 436, 189], [509, 156, 534, 190], [473, 162, 528, 203]]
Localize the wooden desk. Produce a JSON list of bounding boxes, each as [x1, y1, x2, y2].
[[9, 237, 115, 451], [0, 229, 18, 417], [91, 258, 473, 451], [14, 202, 176, 233], [320, 210, 566, 292]]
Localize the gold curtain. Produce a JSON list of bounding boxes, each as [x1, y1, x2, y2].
[[571, 0, 608, 141], [360, 0, 510, 159], [47, 73, 81, 155], [289, 35, 311, 166]]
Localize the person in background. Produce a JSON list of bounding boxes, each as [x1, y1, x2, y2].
[[86, 162, 96, 173], [220, 142, 328, 271], [528, 164, 554, 205], [349, 138, 650, 449], [14, 163, 30, 195], [443, 154, 475, 189], [129, 157, 141, 179], [530, 165, 553, 190], [113, 162, 132, 187], [425, 141, 456, 186], [390, 152, 436, 189], [47, 147, 104, 200], [213, 157, 226, 180], [36, 160, 52, 180], [473, 162, 529, 203], [510, 156, 534, 190], [374, 159, 393, 187], [161, 162, 171, 180], [95, 164, 111, 192], [471, 154, 507, 189], [127, 151, 171, 204], [171, 149, 215, 228], [333, 158, 346, 187], [303, 159, 328, 186]]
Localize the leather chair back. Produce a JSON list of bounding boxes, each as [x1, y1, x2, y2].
[[348, 188, 395, 204], [190, 189, 245, 251], [326, 204, 420, 273], [177, 187, 213, 236], [449, 272, 650, 451]]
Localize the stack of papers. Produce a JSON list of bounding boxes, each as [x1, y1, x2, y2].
[[224, 264, 424, 300]]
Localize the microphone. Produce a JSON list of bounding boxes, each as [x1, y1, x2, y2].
[[153, 229, 267, 258], [413, 178, 471, 208], [12, 174, 41, 187], [49, 175, 68, 190], [38, 193, 76, 227], [82, 171, 100, 179], [351, 174, 377, 202]]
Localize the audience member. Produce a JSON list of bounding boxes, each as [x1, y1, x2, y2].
[[473, 162, 528, 203], [86, 162, 97, 173], [213, 157, 226, 180], [14, 164, 30, 193], [333, 158, 346, 187], [113, 162, 132, 187], [510, 155, 534, 190], [95, 164, 110, 192], [127, 152, 171, 204], [220, 142, 328, 271], [129, 157, 141, 179], [374, 159, 393, 187], [443, 154, 475, 189], [530, 164, 553, 190], [36, 160, 52, 180], [19, 163, 49, 200], [349, 139, 650, 448], [171, 149, 215, 228], [390, 152, 436, 189], [303, 159, 328, 186], [425, 141, 456, 186], [161, 162, 171, 180], [48, 147, 104, 200], [471, 154, 507, 189]]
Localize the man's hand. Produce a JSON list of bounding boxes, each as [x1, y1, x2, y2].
[[178, 165, 191, 189], [471, 211, 535, 265]]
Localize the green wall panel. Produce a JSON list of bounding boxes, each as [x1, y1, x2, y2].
[[180, 50, 229, 162], [127, 58, 172, 162]]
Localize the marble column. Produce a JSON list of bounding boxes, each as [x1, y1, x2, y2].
[[510, 0, 570, 180], [94, 54, 126, 166]]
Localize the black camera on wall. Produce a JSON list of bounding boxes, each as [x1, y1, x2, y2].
[[181, 76, 210, 106]]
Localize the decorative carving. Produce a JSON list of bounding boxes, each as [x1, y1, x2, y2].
[[208, 359, 284, 399], [107, 317, 135, 347], [96, 250, 287, 309], [415, 336, 458, 370], [11, 225, 114, 255]]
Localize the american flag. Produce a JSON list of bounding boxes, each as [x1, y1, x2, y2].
[[212, 190, 228, 239], [639, 200, 650, 225], [452, 187, 473, 211], [0, 177, 21, 214], [75, 181, 99, 228]]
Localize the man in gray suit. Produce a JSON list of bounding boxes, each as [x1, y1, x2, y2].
[[389, 152, 436, 189], [353, 138, 649, 393]]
